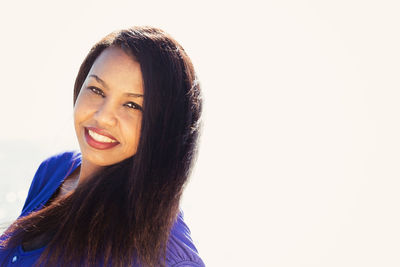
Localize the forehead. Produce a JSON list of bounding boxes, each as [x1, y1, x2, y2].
[[87, 47, 144, 93]]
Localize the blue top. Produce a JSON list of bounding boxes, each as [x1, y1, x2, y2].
[[0, 151, 204, 267]]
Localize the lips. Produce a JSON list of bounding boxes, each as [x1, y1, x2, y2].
[[84, 127, 120, 150]]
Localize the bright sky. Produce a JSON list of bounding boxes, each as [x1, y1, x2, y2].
[[1, 0, 400, 266]]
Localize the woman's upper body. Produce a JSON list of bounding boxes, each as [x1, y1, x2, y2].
[[0, 151, 205, 267], [0, 27, 203, 266]]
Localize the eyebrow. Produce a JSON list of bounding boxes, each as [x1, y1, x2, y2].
[[88, 74, 144, 98]]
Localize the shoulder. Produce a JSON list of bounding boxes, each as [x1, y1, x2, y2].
[[21, 151, 81, 214], [30, 150, 80, 190], [43, 150, 81, 167], [166, 211, 205, 267], [32, 150, 80, 173]]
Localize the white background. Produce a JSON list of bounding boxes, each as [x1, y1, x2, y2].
[[1, 0, 400, 266]]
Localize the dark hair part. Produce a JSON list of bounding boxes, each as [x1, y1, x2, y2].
[[1, 26, 202, 267]]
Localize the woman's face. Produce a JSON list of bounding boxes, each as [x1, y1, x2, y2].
[[74, 47, 144, 168]]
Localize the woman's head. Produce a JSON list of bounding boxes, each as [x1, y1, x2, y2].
[[73, 26, 201, 172], [74, 46, 144, 167]]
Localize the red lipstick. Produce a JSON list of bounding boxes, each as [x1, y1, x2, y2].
[[84, 127, 119, 150]]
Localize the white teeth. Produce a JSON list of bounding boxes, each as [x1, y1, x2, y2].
[[88, 129, 117, 143]]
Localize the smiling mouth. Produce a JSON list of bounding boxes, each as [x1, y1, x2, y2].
[[88, 129, 117, 143], [84, 127, 120, 150]]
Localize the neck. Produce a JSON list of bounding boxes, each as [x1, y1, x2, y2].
[[78, 158, 104, 185]]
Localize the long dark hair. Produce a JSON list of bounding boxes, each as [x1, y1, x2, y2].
[[0, 26, 202, 267]]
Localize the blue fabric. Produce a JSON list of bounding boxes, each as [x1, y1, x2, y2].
[[0, 151, 204, 267]]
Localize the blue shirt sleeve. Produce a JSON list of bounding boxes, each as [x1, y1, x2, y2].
[[20, 156, 53, 215], [166, 212, 205, 267], [20, 151, 81, 217]]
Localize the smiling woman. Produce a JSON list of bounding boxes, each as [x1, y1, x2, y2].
[[0, 27, 204, 267], [74, 47, 144, 179]]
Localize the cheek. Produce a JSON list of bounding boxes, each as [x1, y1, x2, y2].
[[121, 114, 142, 150], [73, 100, 86, 126], [74, 94, 96, 125]]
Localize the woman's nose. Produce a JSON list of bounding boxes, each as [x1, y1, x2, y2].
[[93, 99, 117, 127]]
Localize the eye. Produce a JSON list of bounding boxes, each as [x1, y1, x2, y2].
[[88, 86, 105, 97], [124, 101, 143, 111]]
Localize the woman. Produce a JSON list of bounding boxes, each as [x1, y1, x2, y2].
[[0, 26, 204, 267]]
